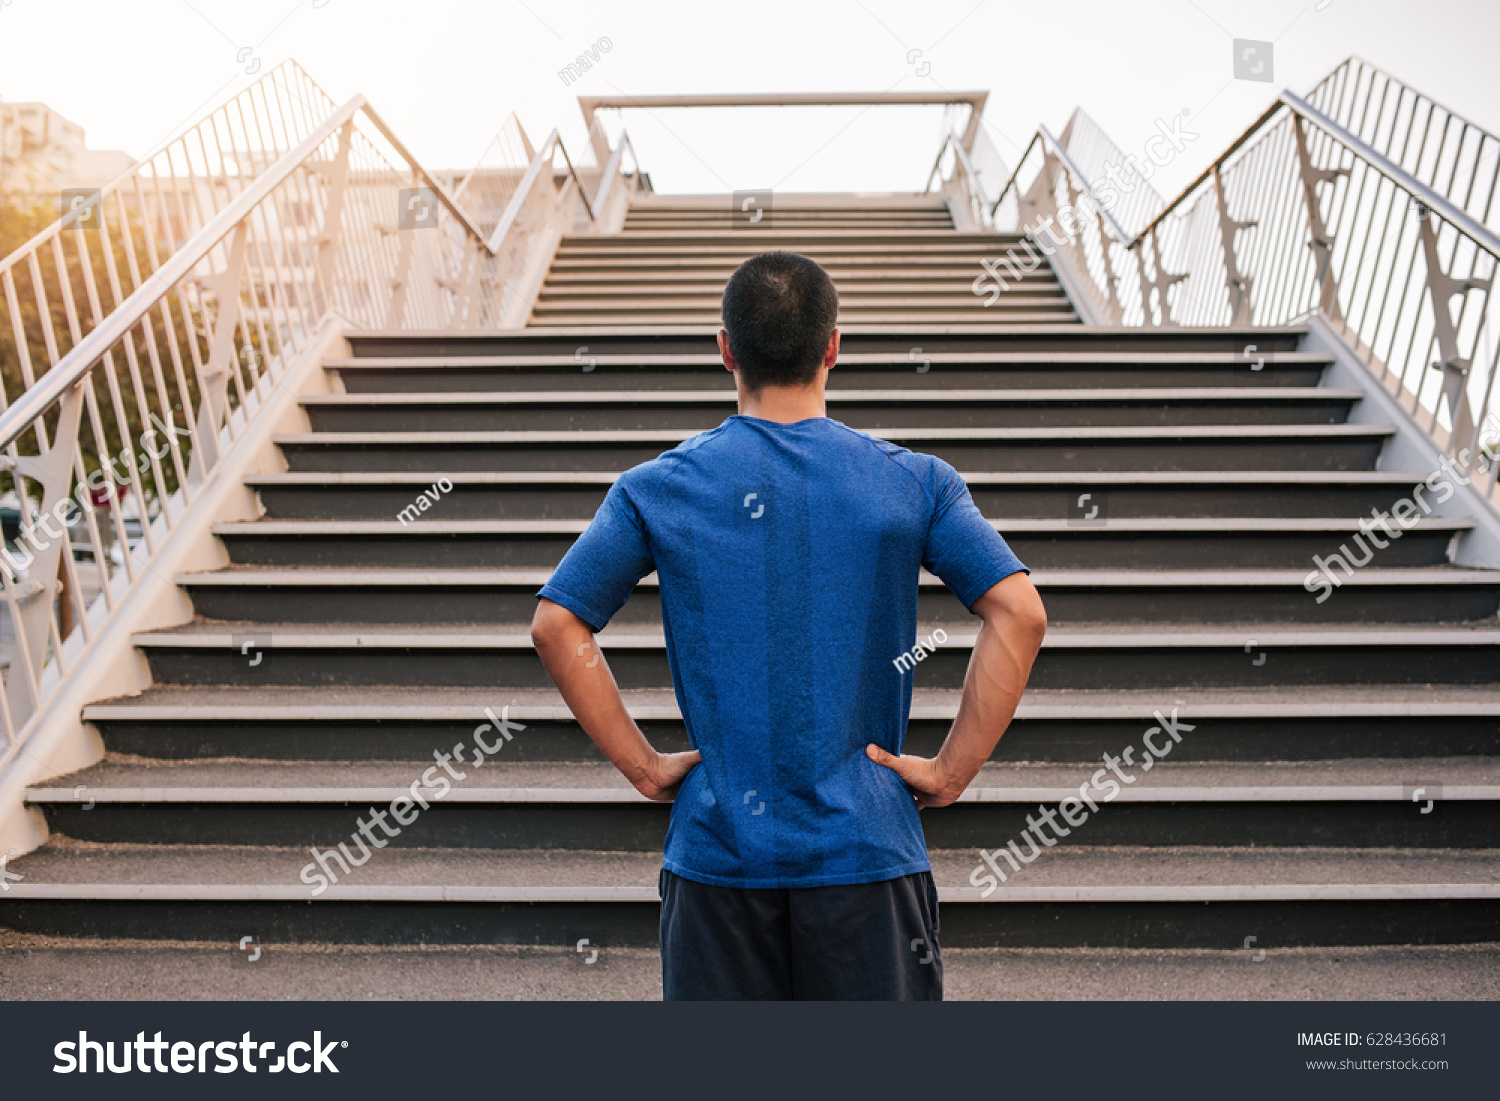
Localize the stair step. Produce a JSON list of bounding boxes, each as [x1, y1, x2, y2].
[[297, 388, 1363, 432], [176, 566, 1500, 627], [76, 683, 1500, 763], [127, 622, 1500, 690], [5, 844, 1495, 947], [526, 311, 1082, 326], [24, 757, 1500, 856], [341, 327, 1309, 358], [210, 516, 1467, 570], [553, 230, 1021, 246], [245, 469, 1452, 521], [271, 423, 1395, 474], [542, 273, 1055, 288], [30, 758, 1500, 802], [331, 363, 1331, 392], [80, 683, 1500, 723]]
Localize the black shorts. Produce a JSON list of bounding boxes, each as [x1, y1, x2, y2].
[[658, 868, 943, 1001]]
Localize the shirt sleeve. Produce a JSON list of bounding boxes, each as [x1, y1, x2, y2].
[[921, 460, 1028, 610], [536, 475, 655, 631]]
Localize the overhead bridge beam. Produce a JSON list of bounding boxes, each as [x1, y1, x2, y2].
[[575, 90, 990, 162]]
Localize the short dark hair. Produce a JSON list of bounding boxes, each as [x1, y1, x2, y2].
[[721, 251, 839, 391]]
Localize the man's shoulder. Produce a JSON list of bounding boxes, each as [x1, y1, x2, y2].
[[821, 420, 956, 495], [613, 421, 737, 498]]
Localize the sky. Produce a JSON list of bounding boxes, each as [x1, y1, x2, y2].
[[1, 0, 1498, 198]]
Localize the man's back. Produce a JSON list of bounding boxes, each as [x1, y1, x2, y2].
[[531, 249, 1044, 1000], [539, 413, 1023, 888]]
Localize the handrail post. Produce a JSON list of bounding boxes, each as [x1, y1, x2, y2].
[[314, 119, 356, 317], [188, 221, 250, 484], [1134, 236, 1158, 326], [386, 222, 415, 330], [1291, 114, 1348, 325], [1211, 164, 1257, 326], [1414, 200, 1492, 452], [1094, 210, 1123, 316], [0, 380, 86, 728]]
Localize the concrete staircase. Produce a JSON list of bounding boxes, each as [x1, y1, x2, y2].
[[4, 197, 1500, 957], [531, 194, 1077, 326]]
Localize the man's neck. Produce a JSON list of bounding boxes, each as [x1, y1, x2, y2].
[[735, 374, 828, 424]]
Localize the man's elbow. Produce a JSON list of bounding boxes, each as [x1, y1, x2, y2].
[[1022, 597, 1048, 647], [977, 574, 1047, 647], [1010, 586, 1047, 651], [1020, 591, 1044, 642], [531, 598, 577, 653]]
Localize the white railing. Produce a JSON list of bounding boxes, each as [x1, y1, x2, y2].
[[0, 61, 640, 770], [988, 59, 1500, 503], [452, 113, 535, 240], [925, 130, 995, 231]]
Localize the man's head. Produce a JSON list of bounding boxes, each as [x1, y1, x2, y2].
[[719, 251, 839, 392]]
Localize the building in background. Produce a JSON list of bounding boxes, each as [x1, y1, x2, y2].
[[0, 96, 134, 194]]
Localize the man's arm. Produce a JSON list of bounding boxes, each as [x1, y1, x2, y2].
[[531, 597, 701, 801], [866, 571, 1046, 808]]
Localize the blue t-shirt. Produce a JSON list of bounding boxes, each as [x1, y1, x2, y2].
[[537, 415, 1027, 889]]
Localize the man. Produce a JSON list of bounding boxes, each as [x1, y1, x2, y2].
[[532, 250, 1047, 1000]]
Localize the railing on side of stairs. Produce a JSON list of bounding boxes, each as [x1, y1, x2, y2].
[[986, 59, 1500, 504], [924, 130, 995, 232], [0, 62, 640, 770]]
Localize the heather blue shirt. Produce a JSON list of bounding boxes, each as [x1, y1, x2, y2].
[[537, 415, 1027, 889]]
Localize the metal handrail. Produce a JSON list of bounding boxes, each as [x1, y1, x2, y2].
[[0, 61, 636, 767], [925, 130, 998, 231], [1284, 91, 1500, 257], [1037, 124, 1133, 245], [924, 132, 994, 209], [1124, 99, 1285, 252], [986, 124, 1134, 246], [990, 132, 1041, 216], [1037, 57, 1500, 510], [0, 96, 624, 453], [358, 101, 495, 250], [486, 128, 595, 253], [1126, 92, 1500, 256], [0, 96, 364, 453], [592, 129, 643, 224]]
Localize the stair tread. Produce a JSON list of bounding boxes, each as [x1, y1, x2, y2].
[[298, 387, 1368, 408], [272, 424, 1395, 444], [211, 517, 1472, 535], [128, 623, 1500, 649], [299, 387, 1364, 406], [80, 684, 1500, 722], [529, 313, 1082, 325], [173, 566, 1500, 587], [28, 758, 1500, 800], [242, 470, 1438, 486], [552, 231, 1014, 242], [6, 844, 1497, 900], [324, 350, 1330, 369]]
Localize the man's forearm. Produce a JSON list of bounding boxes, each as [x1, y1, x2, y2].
[[864, 573, 1045, 807], [935, 605, 1043, 793], [531, 600, 659, 790]]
